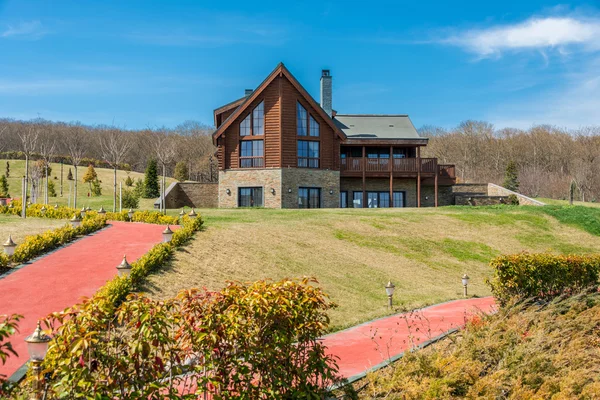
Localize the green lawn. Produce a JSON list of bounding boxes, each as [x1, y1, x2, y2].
[[0, 159, 175, 211], [0, 214, 66, 244], [143, 205, 600, 330]]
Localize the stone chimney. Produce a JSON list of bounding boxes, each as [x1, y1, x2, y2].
[[245, 89, 253, 96], [320, 70, 332, 117]]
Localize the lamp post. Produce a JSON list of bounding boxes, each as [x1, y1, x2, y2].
[[25, 321, 51, 400], [462, 274, 470, 298], [86, 206, 91, 213], [53, 204, 59, 210], [3, 235, 16, 257], [127, 208, 134, 221], [98, 206, 106, 215], [179, 208, 185, 217], [80, 206, 86, 218], [188, 208, 197, 219], [40, 206, 47, 216], [116, 255, 132, 277], [385, 281, 395, 309], [70, 213, 81, 228], [162, 225, 173, 243]]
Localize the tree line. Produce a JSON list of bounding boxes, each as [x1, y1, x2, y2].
[[421, 121, 600, 202]]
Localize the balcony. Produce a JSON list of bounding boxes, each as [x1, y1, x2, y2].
[[341, 157, 436, 174]]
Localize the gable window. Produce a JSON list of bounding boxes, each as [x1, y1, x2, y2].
[[240, 140, 264, 168], [240, 101, 264, 136], [297, 102, 308, 136], [297, 140, 319, 168], [309, 115, 320, 137], [239, 187, 263, 207]]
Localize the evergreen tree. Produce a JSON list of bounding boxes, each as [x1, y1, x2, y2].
[[125, 175, 134, 187], [5, 161, 9, 178], [67, 168, 73, 181], [91, 178, 102, 196], [174, 161, 188, 182], [82, 164, 98, 194], [503, 161, 520, 192], [0, 175, 9, 198], [48, 179, 57, 197], [143, 159, 160, 198]]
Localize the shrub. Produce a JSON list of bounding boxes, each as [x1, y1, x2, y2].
[[124, 175, 134, 187], [132, 177, 145, 197], [4, 161, 9, 178], [0, 313, 21, 394], [486, 253, 600, 305], [91, 178, 102, 196], [143, 159, 160, 198], [47, 179, 57, 197], [503, 161, 519, 192], [174, 161, 188, 182], [67, 168, 73, 181], [0, 175, 9, 198], [120, 188, 139, 209], [506, 194, 519, 205]]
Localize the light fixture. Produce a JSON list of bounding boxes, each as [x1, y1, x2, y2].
[[3, 235, 16, 257], [462, 274, 470, 297], [80, 206, 86, 218], [128, 208, 134, 220], [162, 225, 174, 243], [385, 281, 396, 308], [98, 206, 106, 215], [25, 320, 51, 398], [54, 204, 59, 210], [70, 213, 82, 228], [8, 202, 13, 209], [288, 188, 292, 193], [40, 206, 47, 215], [329, 190, 334, 195], [179, 208, 185, 217], [188, 208, 198, 219], [271, 188, 276, 195], [226, 189, 231, 195], [86, 206, 91, 212], [116, 255, 132, 277]]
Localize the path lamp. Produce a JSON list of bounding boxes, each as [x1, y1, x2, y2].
[[116, 255, 132, 277], [40, 206, 47, 216], [385, 281, 395, 309], [462, 274, 470, 298], [179, 208, 185, 217], [188, 208, 197, 219], [70, 213, 81, 228], [128, 208, 134, 221], [8, 202, 13, 209], [3, 235, 16, 257], [86, 206, 91, 213], [162, 225, 174, 243], [54, 204, 59, 210], [25, 321, 51, 400], [80, 206, 86, 218], [98, 206, 106, 215]]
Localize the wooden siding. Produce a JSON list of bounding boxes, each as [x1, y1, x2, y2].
[[218, 74, 339, 171]]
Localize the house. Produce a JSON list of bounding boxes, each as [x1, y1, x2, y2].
[[212, 63, 456, 209]]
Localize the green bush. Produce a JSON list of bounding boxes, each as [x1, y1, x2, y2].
[[124, 175, 134, 187], [487, 253, 600, 305], [120, 188, 139, 209], [506, 194, 519, 205], [104, 210, 178, 225], [0, 175, 9, 198], [143, 159, 159, 198], [47, 179, 57, 197]]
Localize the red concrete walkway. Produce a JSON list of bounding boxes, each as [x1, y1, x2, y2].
[[0, 221, 169, 378], [323, 297, 497, 381]]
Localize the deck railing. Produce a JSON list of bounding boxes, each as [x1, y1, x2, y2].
[[341, 157, 444, 175]]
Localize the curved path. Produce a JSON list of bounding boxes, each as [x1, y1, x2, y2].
[[323, 297, 497, 383], [0, 221, 169, 378]]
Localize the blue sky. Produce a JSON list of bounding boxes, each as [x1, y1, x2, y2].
[[1, 0, 599, 130]]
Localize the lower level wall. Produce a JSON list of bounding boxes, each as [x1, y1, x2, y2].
[[340, 178, 454, 207], [162, 182, 218, 209], [218, 169, 282, 208], [281, 169, 340, 208]]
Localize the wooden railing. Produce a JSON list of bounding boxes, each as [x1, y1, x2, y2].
[[341, 157, 442, 175], [439, 164, 456, 179]]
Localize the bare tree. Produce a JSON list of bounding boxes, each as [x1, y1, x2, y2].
[[152, 130, 177, 213], [0, 126, 7, 154], [38, 130, 56, 205], [17, 123, 39, 218], [64, 124, 87, 210], [99, 127, 133, 212]]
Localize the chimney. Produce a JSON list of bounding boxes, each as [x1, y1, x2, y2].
[[245, 89, 253, 96], [320, 70, 332, 117]]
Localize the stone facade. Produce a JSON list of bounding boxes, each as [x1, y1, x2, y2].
[[281, 169, 340, 208], [451, 183, 489, 195], [219, 169, 282, 208], [160, 182, 218, 209]]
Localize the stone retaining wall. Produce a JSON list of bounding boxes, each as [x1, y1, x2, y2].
[[487, 183, 545, 206], [161, 182, 218, 209]]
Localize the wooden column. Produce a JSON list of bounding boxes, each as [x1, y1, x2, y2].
[[389, 146, 393, 207], [417, 146, 421, 208], [434, 163, 439, 207], [362, 146, 366, 208]]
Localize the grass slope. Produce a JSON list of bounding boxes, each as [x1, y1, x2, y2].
[[357, 290, 600, 399], [144, 206, 600, 330], [0, 214, 66, 244], [0, 159, 175, 211]]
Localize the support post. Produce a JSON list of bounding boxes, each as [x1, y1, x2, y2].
[[60, 161, 63, 197], [417, 147, 421, 208], [389, 146, 393, 207], [362, 146, 366, 208], [434, 163, 439, 208]]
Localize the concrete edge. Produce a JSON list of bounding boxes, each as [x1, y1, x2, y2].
[[487, 183, 546, 206]]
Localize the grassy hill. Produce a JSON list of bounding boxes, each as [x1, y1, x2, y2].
[[144, 205, 600, 330], [0, 159, 175, 211], [356, 290, 600, 399]]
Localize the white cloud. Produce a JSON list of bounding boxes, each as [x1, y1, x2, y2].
[[444, 16, 600, 57], [1, 20, 47, 40]]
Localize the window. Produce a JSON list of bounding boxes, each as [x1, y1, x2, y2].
[[240, 140, 264, 168], [297, 140, 319, 168], [238, 187, 263, 207], [393, 191, 405, 207], [365, 191, 405, 208], [340, 191, 348, 208], [309, 115, 319, 137], [298, 187, 321, 208], [297, 102, 307, 136], [393, 148, 408, 159], [253, 101, 264, 135], [240, 101, 264, 136], [353, 192, 363, 208]]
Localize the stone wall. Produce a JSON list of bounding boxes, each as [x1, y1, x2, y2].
[[281, 169, 340, 208], [161, 182, 218, 209], [421, 185, 454, 207], [218, 169, 282, 208], [451, 183, 489, 194], [455, 195, 507, 206], [487, 183, 545, 206]]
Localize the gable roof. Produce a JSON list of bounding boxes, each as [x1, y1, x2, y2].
[[212, 63, 346, 144], [334, 115, 425, 140]]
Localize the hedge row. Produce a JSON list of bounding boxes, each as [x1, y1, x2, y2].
[[95, 215, 203, 307], [0, 200, 178, 225], [487, 253, 600, 305], [0, 215, 107, 268]]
